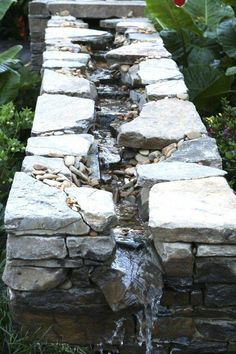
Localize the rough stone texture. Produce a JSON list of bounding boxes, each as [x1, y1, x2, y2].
[[154, 241, 194, 276], [3, 262, 67, 291], [66, 236, 116, 261], [118, 99, 207, 149], [7, 235, 67, 260], [126, 31, 161, 43], [42, 59, 86, 70], [41, 70, 97, 99], [32, 94, 95, 135], [4, 172, 90, 235], [167, 136, 222, 169], [22, 155, 72, 178], [195, 319, 236, 341], [137, 187, 150, 221], [123, 59, 183, 87], [205, 284, 236, 307], [65, 187, 117, 232], [116, 20, 155, 33], [106, 42, 171, 65], [9, 258, 84, 268], [26, 134, 94, 157], [43, 51, 90, 63], [146, 80, 188, 101], [136, 162, 226, 188], [197, 244, 236, 257], [47, 16, 88, 28], [100, 17, 149, 29], [196, 257, 236, 283], [149, 177, 236, 244]]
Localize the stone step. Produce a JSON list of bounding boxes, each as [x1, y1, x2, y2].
[[100, 17, 150, 30], [43, 51, 90, 63], [146, 79, 188, 101]]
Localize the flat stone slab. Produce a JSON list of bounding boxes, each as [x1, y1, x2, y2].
[[146, 80, 188, 101], [118, 99, 207, 149], [65, 187, 117, 232], [32, 94, 95, 135], [123, 59, 183, 87], [48, 16, 88, 28], [42, 60, 86, 70], [5, 172, 90, 235], [197, 245, 236, 257], [167, 136, 222, 169], [7, 235, 67, 260], [116, 20, 155, 33], [106, 42, 171, 65], [66, 236, 116, 261], [126, 31, 161, 43], [149, 177, 236, 244], [22, 155, 72, 178], [43, 51, 90, 63], [26, 134, 94, 157], [41, 70, 97, 100], [100, 17, 149, 29], [137, 162, 226, 188]]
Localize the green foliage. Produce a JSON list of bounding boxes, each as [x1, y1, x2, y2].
[[204, 99, 236, 189], [0, 0, 16, 21], [146, 0, 236, 112]]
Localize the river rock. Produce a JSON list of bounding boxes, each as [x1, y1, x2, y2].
[[65, 187, 117, 232], [146, 79, 188, 101], [26, 134, 94, 157], [4, 172, 90, 235], [136, 162, 226, 188], [32, 94, 95, 135], [106, 42, 171, 64], [167, 136, 222, 168], [43, 51, 90, 63], [22, 155, 71, 178], [118, 99, 207, 149], [123, 59, 183, 87], [41, 70, 97, 99], [149, 177, 236, 244], [66, 236, 116, 261], [7, 235, 67, 260], [3, 261, 67, 291]]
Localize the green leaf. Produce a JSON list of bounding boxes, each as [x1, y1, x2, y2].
[[146, 0, 201, 34], [160, 29, 192, 63], [188, 47, 215, 65], [185, 0, 234, 33], [226, 66, 236, 75], [0, 0, 16, 21], [217, 18, 236, 58], [0, 70, 20, 105], [0, 45, 22, 64]]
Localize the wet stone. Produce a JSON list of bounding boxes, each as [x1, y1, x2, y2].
[[137, 187, 150, 221], [205, 284, 236, 307], [197, 244, 236, 257], [26, 134, 94, 157], [146, 80, 188, 101], [66, 236, 116, 261], [196, 257, 236, 283], [106, 42, 171, 65], [149, 177, 236, 244], [118, 99, 206, 149], [43, 51, 90, 63], [195, 319, 236, 341], [167, 136, 222, 168], [136, 161, 226, 188], [43, 60, 86, 70], [32, 94, 95, 135], [126, 31, 161, 43], [22, 156, 72, 178], [4, 172, 90, 235]]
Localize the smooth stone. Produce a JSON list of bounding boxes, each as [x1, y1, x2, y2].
[[186, 131, 202, 140], [154, 241, 194, 276], [100, 17, 149, 29], [106, 42, 171, 65], [167, 136, 222, 169], [43, 60, 86, 70], [123, 59, 183, 87], [118, 99, 207, 149], [135, 153, 149, 164], [136, 162, 227, 188], [146, 80, 188, 101], [197, 244, 236, 257], [149, 177, 236, 244], [22, 156, 71, 178], [43, 51, 90, 63], [66, 236, 116, 261], [7, 235, 67, 260], [4, 172, 90, 235], [32, 94, 95, 135], [65, 187, 117, 232], [2, 261, 67, 291], [26, 134, 94, 157], [41, 70, 97, 100], [196, 257, 236, 283]]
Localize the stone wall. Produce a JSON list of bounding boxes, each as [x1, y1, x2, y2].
[[3, 5, 236, 354]]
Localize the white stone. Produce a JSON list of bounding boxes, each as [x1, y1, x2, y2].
[[43, 60, 86, 70], [22, 155, 71, 178], [146, 80, 188, 100], [149, 177, 236, 244], [43, 51, 90, 63], [100, 17, 149, 29]]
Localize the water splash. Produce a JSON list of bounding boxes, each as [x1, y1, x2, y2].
[[107, 317, 125, 345]]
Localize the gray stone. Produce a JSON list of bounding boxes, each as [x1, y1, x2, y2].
[[196, 257, 236, 283], [42, 59, 86, 70], [154, 241, 194, 276], [167, 136, 222, 169], [26, 134, 94, 157], [195, 319, 236, 342], [43, 51, 90, 63], [197, 244, 236, 257], [22, 155, 71, 178], [100, 17, 149, 29], [149, 177, 236, 244], [4, 172, 90, 235], [32, 94, 95, 135], [136, 162, 226, 188], [41, 70, 97, 100], [126, 31, 161, 43], [116, 20, 155, 34], [65, 187, 117, 232], [7, 235, 67, 260], [46, 40, 81, 53], [118, 99, 207, 149], [137, 187, 150, 221], [123, 59, 183, 87], [66, 236, 116, 261], [106, 42, 171, 65], [146, 80, 188, 101], [47, 16, 88, 28], [9, 258, 84, 268], [3, 261, 67, 291], [205, 284, 236, 307]]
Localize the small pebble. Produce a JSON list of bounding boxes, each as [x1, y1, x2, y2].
[[149, 151, 162, 162], [139, 149, 149, 156], [64, 155, 76, 167], [162, 143, 177, 157], [32, 169, 46, 176], [135, 153, 150, 164], [89, 230, 98, 237], [125, 167, 136, 176], [43, 179, 61, 187], [59, 280, 72, 290], [186, 131, 202, 140], [33, 164, 47, 171]]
